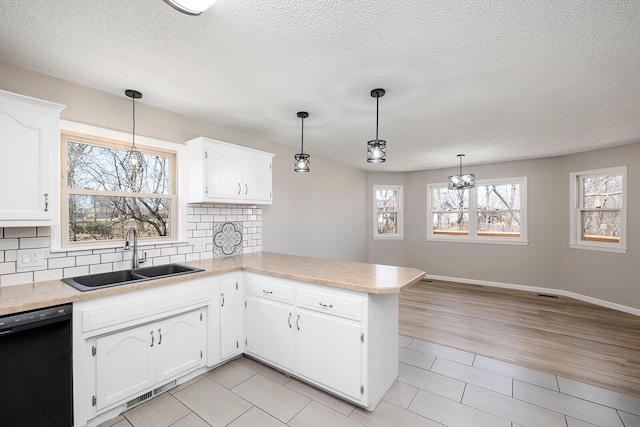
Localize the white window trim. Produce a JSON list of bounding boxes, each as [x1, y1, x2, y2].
[[373, 184, 404, 240], [569, 166, 627, 253], [426, 176, 528, 245], [51, 120, 188, 252]]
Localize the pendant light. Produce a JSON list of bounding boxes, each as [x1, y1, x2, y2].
[[367, 88, 386, 163], [294, 111, 310, 173], [124, 89, 144, 175], [448, 154, 475, 190], [163, 0, 217, 15]]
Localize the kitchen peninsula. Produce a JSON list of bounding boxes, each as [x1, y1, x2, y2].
[[0, 252, 424, 426]]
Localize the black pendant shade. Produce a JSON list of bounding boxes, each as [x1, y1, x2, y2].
[[294, 111, 310, 173], [367, 88, 386, 163]]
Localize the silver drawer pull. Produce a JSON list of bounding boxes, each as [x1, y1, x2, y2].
[[319, 302, 333, 309], [150, 330, 154, 347], [288, 312, 292, 328], [44, 193, 49, 212], [158, 328, 162, 345], [296, 314, 300, 330], [238, 183, 241, 194], [263, 290, 273, 294]]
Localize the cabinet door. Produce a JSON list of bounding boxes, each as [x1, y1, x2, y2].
[[220, 277, 242, 360], [295, 310, 363, 401], [245, 296, 295, 371], [95, 324, 155, 410], [156, 309, 206, 383], [0, 95, 58, 222], [243, 152, 272, 203], [204, 142, 243, 201]]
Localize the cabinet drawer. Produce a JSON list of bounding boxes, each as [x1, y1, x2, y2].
[[246, 276, 294, 304], [296, 289, 363, 321]]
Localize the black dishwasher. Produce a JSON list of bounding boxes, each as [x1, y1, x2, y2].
[[0, 304, 73, 427]]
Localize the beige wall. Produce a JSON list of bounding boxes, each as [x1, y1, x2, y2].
[[369, 146, 639, 310], [0, 61, 369, 263]]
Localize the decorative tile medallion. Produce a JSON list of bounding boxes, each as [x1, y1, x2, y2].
[[213, 221, 243, 257]]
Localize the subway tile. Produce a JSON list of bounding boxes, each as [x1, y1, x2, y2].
[[34, 268, 63, 282], [19, 236, 50, 248], [151, 256, 171, 265], [186, 253, 201, 261], [208, 208, 221, 215], [101, 252, 123, 263], [513, 380, 624, 427], [431, 357, 512, 396], [90, 263, 113, 274], [92, 248, 116, 254], [4, 227, 37, 238], [187, 215, 201, 222], [398, 362, 465, 401], [1, 272, 33, 286], [0, 239, 19, 250], [557, 377, 640, 416], [170, 254, 186, 263], [36, 227, 51, 237], [407, 338, 475, 365], [232, 209, 243, 215], [63, 266, 89, 278], [0, 262, 16, 275], [194, 208, 208, 215], [0, 252, 4, 263], [161, 247, 178, 256], [177, 246, 193, 255], [193, 229, 208, 238], [462, 384, 566, 427], [48, 257, 75, 269], [76, 254, 101, 266], [473, 355, 558, 391], [4, 250, 17, 262], [112, 261, 132, 270], [200, 215, 213, 222], [409, 389, 510, 427]]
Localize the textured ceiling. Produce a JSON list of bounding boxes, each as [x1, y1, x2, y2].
[[1, 0, 639, 172]]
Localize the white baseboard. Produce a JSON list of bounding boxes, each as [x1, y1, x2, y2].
[[424, 274, 640, 317]]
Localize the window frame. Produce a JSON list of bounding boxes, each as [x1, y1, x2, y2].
[[373, 184, 404, 240], [58, 128, 179, 250], [427, 176, 528, 245], [569, 166, 627, 253]]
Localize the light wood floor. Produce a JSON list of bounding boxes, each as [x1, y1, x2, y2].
[[399, 279, 640, 398]]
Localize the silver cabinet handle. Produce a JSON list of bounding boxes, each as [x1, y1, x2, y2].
[[44, 193, 49, 212], [150, 330, 154, 347], [238, 183, 241, 194], [158, 328, 162, 345], [319, 302, 333, 309], [221, 293, 225, 307], [263, 289, 273, 294], [296, 314, 300, 331], [288, 312, 292, 328], [245, 184, 248, 195]]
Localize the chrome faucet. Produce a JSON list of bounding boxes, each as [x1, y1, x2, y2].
[[124, 226, 146, 269]]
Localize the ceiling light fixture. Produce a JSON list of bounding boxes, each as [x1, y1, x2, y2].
[[294, 111, 310, 173], [367, 88, 386, 163], [124, 89, 144, 175], [163, 0, 217, 16], [448, 154, 475, 190]]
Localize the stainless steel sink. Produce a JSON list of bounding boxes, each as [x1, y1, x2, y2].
[[63, 263, 204, 292]]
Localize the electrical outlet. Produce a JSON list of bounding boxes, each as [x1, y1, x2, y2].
[[17, 249, 44, 268]]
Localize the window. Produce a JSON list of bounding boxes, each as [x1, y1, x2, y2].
[[569, 166, 627, 253], [427, 177, 527, 244], [61, 131, 177, 248], [373, 185, 403, 239]]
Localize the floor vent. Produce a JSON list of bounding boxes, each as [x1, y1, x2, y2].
[[124, 380, 178, 409], [537, 293, 559, 299]]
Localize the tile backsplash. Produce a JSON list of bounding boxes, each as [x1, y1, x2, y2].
[[0, 204, 262, 288]]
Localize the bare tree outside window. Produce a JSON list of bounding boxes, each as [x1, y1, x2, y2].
[[432, 187, 469, 235], [580, 174, 622, 242], [62, 133, 176, 246], [373, 185, 403, 239]]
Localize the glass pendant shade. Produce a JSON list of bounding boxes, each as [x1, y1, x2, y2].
[[294, 111, 310, 173], [448, 154, 475, 190], [367, 139, 386, 163], [164, 0, 217, 15], [367, 88, 386, 163], [124, 89, 144, 176]]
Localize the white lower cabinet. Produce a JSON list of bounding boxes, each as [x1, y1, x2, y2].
[[294, 309, 363, 400], [220, 273, 244, 361], [95, 308, 205, 411], [246, 296, 295, 371]]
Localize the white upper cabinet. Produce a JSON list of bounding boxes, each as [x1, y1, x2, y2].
[[0, 90, 65, 226], [186, 137, 274, 204]]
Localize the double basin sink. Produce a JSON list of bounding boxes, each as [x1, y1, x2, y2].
[[62, 263, 204, 292]]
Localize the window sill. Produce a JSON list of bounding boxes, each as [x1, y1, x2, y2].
[[51, 239, 188, 254], [373, 236, 404, 240], [427, 237, 529, 246], [569, 243, 627, 254]]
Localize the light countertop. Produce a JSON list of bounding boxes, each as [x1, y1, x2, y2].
[[0, 252, 425, 316]]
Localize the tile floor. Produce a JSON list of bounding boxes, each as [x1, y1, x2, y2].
[[99, 336, 640, 427]]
